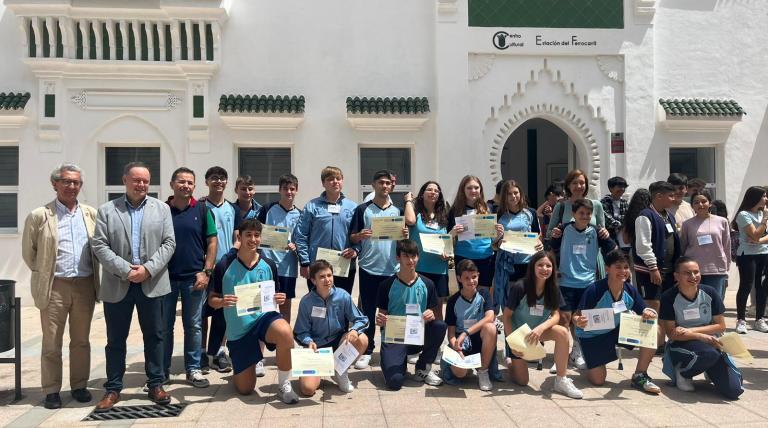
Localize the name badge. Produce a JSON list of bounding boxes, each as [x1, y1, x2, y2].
[[697, 234, 713, 246], [665, 223, 674, 233], [426, 220, 439, 230], [573, 244, 587, 255], [464, 319, 478, 330], [683, 307, 700, 320], [327, 204, 341, 214], [530, 304, 544, 316], [466, 209, 477, 216], [311, 306, 327, 318], [612, 300, 628, 313], [406, 303, 420, 315]]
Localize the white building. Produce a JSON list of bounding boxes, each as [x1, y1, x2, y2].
[[0, 0, 764, 303]]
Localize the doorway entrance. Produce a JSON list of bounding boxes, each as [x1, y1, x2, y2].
[[500, 118, 578, 207]]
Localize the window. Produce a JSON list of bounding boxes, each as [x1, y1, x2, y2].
[[360, 147, 412, 207], [238, 147, 292, 206], [105, 147, 161, 201], [670, 147, 717, 199], [0, 146, 19, 231]]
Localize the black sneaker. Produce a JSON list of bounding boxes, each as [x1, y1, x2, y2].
[[43, 392, 62, 409], [71, 388, 92, 403], [200, 355, 211, 374], [631, 372, 661, 395], [212, 353, 232, 373]]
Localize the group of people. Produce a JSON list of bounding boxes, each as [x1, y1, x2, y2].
[[22, 161, 751, 413]]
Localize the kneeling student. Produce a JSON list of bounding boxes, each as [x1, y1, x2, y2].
[[376, 239, 447, 390], [442, 259, 499, 391], [659, 257, 743, 399], [208, 219, 299, 404], [502, 251, 583, 399], [293, 260, 370, 395], [573, 250, 661, 394]]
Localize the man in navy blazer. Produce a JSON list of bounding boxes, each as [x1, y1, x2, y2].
[[91, 162, 176, 412]]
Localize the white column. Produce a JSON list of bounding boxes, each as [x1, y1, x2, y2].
[[119, 20, 129, 60], [131, 20, 141, 60], [78, 19, 90, 59], [170, 20, 180, 61], [144, 21, 154, 61], [198, 20, 206, 61], [58, 17, 74, 58], [92, 19, 103, 59], [30, 17, 43, 58], [157, 22, 166, 61], [210, 21, 221, 62], [184, 19, 193, 60], [17, 17, 29, 57], [105, 19, 116, 60], [45, 17, 57, 57]]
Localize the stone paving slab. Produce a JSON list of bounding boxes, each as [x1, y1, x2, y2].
[[2, 268, 768, 427]]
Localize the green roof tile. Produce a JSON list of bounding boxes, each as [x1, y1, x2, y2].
[[0, 92, 31, 111], [218, 95, 305, 114], [659, 98, 745, 117], [346, 97, 429, 115]]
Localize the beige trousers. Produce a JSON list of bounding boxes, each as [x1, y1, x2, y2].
[[40, 277, 96, 394]]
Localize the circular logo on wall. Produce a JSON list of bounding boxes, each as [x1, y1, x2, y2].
[[493, 31, 511, 50]]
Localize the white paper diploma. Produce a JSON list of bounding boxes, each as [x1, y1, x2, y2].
[[500, 231, 539, 254], [505, 323, 546, 361], [315, 247, 351, 277], [441, 346, 482, 369], [456, 214, 498, 241], [419, 233, 454, 256], [234, 280, 276, 316], [371, 216, 406, 240], [259, 224, 290, 251], [719, 332, 753, 360], [384, 315, 425, 345], [334, 341, 361, 375], [583, 308, 615, 331], [617, 313, 658, 349], [291, 347, 335, 377]]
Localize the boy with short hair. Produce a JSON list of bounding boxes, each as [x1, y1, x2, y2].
[[667, 173, 695, 226], [551, 198, 616, 369], [376, 240, 447, 390], [441, 259, 500, 391], [293, 260, 369, 395], [601, 176, 629, 246], [207, 219, 298, 404], [233, 175, 263, 221]]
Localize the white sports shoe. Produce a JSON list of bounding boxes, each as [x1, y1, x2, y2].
[[569, 344, 587, 370], [554, 376, 583, 399], [254, 360, 266, 377], [415, 365, 443, 386], [407, 353, 420, 365], [333, 371, 354, 393], [754, 319, 768, 333], [675, 369, 695, 392], [477, 369, 492, 391], [736, 319, 748, 334], [277, 381, 299, 404], [549, 362, 558, 374], [354, 354, 371, 370]]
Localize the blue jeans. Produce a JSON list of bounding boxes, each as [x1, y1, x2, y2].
[[163, 279, 205, 375], [701, 274, 728, 301], [103, 284, 165, 392]]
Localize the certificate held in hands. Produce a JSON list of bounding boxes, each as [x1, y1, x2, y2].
[[233, 280, 277, 317], [505, 323, 546, 361], [291, 348, 335, 377], [618, 313, 658, 349], [500, 231, 539, 254], [419, 233, 454, 256], [371, 216, 406, 240], [456, 214, 497, 241], [383, 315, 424, 346], [315, 247, 351, 277], [259, 224, 290, 250]]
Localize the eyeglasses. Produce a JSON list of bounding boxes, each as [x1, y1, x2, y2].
[[208, 176, 227, 182], [57, 179, 82, 187]]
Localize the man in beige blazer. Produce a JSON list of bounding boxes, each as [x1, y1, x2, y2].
[[22, 163, 100, 409]]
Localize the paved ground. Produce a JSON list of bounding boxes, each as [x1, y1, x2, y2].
[[2, 268, 768, 427]]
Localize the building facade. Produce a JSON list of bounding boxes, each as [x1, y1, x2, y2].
[[0, 0, 765, 303]]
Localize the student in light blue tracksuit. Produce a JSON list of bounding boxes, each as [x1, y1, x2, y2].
[[293, 260, 369, 396]]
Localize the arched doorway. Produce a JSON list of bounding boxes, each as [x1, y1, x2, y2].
[[500, 118, 578, 207]]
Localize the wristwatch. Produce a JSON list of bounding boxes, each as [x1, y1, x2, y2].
[[203, 268, 214, 276]]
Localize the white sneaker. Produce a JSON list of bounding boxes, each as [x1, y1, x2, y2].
[[354, 354, 371, 370], [569, 345, 587, 370], [333, 371, 354, 393], [477, 368, 492, 391], [415, 365, 443, 386], [754, 319, 768, 333], [736, 319, 748, 334], [254, 360, 266, 377], [675, 369, 695, 392], [277, 381, 299, 404], [549, 362, 558, 374], [407, 353, 420, 364], [554, 376, 583, 399]]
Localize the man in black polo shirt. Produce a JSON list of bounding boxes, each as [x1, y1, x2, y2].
[[163, 167, 218, 387]]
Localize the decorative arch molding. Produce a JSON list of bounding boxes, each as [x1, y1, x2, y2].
[[482, 60, 610, 197]]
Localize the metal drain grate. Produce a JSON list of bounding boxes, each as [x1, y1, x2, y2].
[[83, 403, 186, 421]]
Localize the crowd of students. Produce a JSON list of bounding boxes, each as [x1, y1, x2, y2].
[[26, 161, 755, 411]]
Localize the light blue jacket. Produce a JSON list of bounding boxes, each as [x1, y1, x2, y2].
[[293, 192, 358, 266], [294, 287, 369, 346]]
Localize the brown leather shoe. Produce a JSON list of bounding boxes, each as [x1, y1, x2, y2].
[[147, 385, 171, 405], [94, 391, 120, 413]]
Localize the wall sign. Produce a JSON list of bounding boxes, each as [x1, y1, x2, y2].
[[611, 132, 625, 154], [493, 31, 598, 50]]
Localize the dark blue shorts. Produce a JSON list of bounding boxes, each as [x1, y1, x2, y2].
[[635, 271, 675, 301], [579, 328, 634, 369], [301, 334, 344, 351], [560, 286, 587, 312], [278, 276, 297, 299], [419, 271, 449, 298], [227, 311, 283, 375]]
